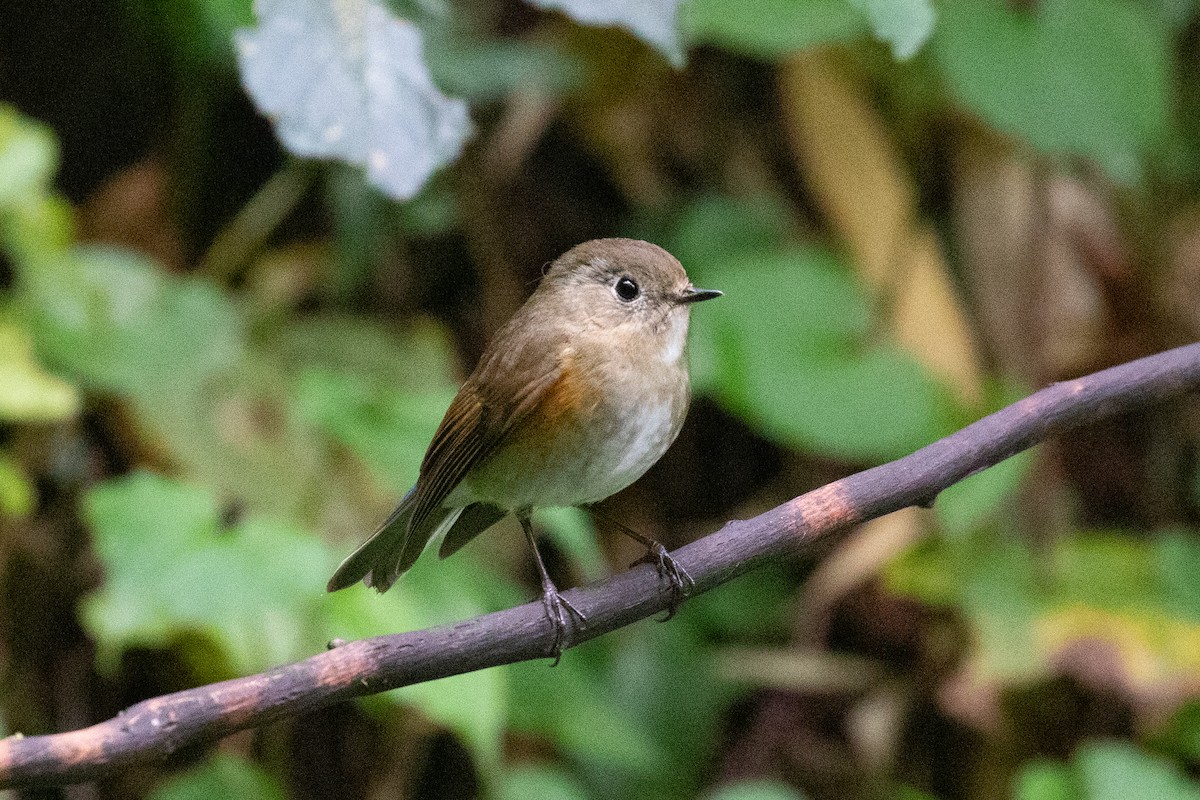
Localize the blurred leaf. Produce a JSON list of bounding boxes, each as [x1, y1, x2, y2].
[[20, 246, 243, 397], [0, 104, 58, 209], [506, 633, 669, 780], [668, 194, 795, 268], [500, 764, 590, 800], [81, 472, 332, 675], [1076, 740, 1200, 800], [850, 0, 935, 59], [126, 0, 254, 69], [326, 552, 519, 776], [148, 753, 285, 800], [0, 105, 73, 264], [934, 382, 1031, 535], [1015, 759, 1080, 800], [779, 52, 984, 403], [539, 507, 608, 583], [0, 316, 79, 422], [396, 173, 460, 234], [897, 788, 941, 800], [685, 560, 794, 641], [1017, 742, 1200, 800], [607, 620, 733, 797], [0, 453, 34, 517], [425, 35, 585, 100], [293, 367, 454, 489], [935, 449, 1032, 537], [934, 0, 1170, 184], [1053, 533, 1159, 612], [1153, 701, 1200, 762], [682, 0, 866, 59], [235, 0, 472, 200], [688, 246, 959, 461], [271, 314, 458, 389], [705, 780, 809, 800], [1155, 531, 1200, 623], [528, 0, 685, 66], [15, 246, 319, 516], [889, 529, 1200, 721], [278, 315, 459, 494]]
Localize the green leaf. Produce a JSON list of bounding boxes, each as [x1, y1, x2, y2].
[[1054, 533, 1161, 612], [271, 314, 458, 391], [278, 315, 459, 491], [705, 780, 809, 800], [506, 648, 668, 777], [0, 317, 79, 422], [935, 449, 1032, 536], [689, 246, 958, 461], [0, 453, 34, 517], [933, 0, 1171, 184], [1155, 531, 1200, 623], [667, 194, 795, 269], [935, 381, 1031, 535], [1015, 759, 1081, 800], [539, 507, 608, 583], [1153, 702, 1200, 763], [235, 0, 472, 200], [21, 246, 243, 398], [850, 0, 935, 59], [15, 248, 323, 516], [425, 34, 585, 100], [1017, 742, 1200, 800], [527, 0, 685, 66], [500, 765, 590, 800], [293, 367, 454, 489], [0, 104, 58, 209], [897, 788, 941, 800], [148, 754, 285, 800], [0, 104, 73, 264], [325, 553, 519, 777], [682, 0, 866, 59], [1076, 740, 1200, 800], [81, 473, 332, 675], [889, 527, 1200, 710]]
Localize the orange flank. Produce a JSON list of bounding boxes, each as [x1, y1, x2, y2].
[[533, 356, 599, 427]]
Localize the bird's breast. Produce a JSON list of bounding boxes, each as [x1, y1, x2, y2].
[[452, 335, 690, 509]]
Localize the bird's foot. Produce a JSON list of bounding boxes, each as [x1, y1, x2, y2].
[[538, 578, 587, 665], [631, 541, 694, 621]]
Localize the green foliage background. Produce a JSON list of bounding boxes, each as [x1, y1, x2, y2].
[[2, 0, 1200, 798]]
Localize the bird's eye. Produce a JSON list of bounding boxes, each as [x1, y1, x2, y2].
[[614, 276, 640, 302]]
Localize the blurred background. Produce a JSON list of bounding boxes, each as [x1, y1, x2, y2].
[[2, 0, 1200, 798]]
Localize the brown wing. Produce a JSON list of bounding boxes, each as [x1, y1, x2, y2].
[[406, 338, 566, 535]]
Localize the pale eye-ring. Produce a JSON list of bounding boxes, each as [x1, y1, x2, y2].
[[614, 276, 640, 302]]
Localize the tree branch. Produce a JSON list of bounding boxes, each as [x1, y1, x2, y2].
[[4, 343, 1200, 788]]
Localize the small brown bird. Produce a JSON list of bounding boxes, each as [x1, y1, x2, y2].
[[327, 238, 721, 658]]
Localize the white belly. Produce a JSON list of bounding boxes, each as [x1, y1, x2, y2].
[[450, 378, 687, 510]]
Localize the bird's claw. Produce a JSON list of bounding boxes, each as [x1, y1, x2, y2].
[[632, 542, 694, 621], [539, 582, 586, 665]]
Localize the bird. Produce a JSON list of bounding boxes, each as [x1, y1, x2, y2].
[[327, 238, 721, 659]]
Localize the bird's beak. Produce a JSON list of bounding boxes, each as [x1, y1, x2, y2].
[[678, 285, 723, 304]]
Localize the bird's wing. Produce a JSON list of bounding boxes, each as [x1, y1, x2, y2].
[[406, 345, 566, 536]]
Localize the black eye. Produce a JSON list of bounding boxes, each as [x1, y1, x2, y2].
[[614, 276, 640, 301]]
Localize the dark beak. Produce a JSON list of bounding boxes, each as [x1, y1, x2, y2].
[[678, 285, 723, 304]]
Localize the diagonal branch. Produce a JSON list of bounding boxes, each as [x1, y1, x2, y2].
[[4, 343, 1200, 788]]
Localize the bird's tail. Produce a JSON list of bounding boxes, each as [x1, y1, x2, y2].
[[326, 493, 462, 593]]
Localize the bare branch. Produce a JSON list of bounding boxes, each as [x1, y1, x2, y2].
[[4, 342, 1200, 788]]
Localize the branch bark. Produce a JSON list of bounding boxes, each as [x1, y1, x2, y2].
[[4, 343, 1200, 788]]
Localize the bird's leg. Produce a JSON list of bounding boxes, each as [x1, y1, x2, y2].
[[602, 515, 694, 620], [520, 514, 585, 664]]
